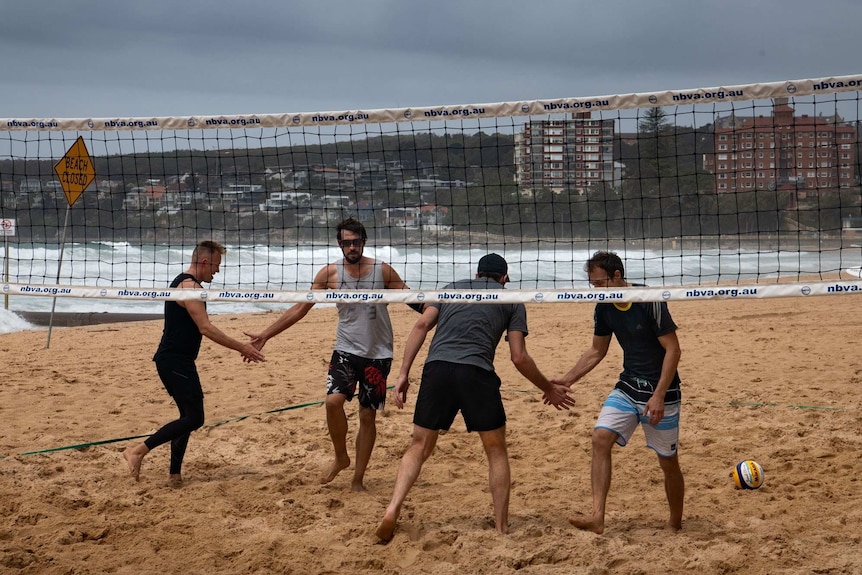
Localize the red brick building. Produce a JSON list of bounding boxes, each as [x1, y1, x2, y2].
[[704, 98, 857, 194]]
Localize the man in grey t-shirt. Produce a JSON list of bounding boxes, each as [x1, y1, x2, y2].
[[375, 254, 573, 543]]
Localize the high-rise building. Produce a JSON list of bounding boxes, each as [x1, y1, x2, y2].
[[704, 98, 857, 194], [514, 112, 616, 193]]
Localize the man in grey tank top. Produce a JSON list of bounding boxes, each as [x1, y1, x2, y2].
[[246, 218, 417, 491], [375, 254, 574, 542]]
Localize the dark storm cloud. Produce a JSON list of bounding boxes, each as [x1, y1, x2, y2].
[[1, 0, 859, 118]]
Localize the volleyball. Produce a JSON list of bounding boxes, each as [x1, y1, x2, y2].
[[732, 460, 764, 490]]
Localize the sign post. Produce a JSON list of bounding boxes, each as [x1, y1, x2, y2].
[[46, 137, 96, 348], [0, 218, 15, 310]]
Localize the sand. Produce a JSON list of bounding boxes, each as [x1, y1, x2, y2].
[[1, 294, 861, 574]]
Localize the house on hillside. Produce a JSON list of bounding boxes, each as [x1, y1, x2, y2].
[[383, 206, 421, 229]]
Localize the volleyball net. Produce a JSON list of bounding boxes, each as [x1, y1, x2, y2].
[[1, 74, 861, 308]]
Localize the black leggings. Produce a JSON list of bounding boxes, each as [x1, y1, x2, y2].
[[145, 359, 205, 475]]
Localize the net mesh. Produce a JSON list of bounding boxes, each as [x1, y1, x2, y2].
[[1, 74, 860, 307]]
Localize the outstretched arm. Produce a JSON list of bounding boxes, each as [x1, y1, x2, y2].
[[507, 331, 573, 410], [381, 262, 424, 313], [392, 305, 439, 409], [244, 264, 332, 350], [184, 299, 265, 362], [552, 334, 612, 387], [245, 301, 315, 350]]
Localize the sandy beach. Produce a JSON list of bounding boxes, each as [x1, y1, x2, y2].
[[2, 294, 861, 574]]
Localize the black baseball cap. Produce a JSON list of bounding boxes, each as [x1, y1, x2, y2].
[[477, 253, 508, 276]]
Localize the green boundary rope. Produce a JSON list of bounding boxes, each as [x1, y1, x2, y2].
[[1, 391, 849, 461], [1, 398, 325, 460]]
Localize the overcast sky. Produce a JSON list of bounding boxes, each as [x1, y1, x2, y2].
[[2, 0, 860, 119]]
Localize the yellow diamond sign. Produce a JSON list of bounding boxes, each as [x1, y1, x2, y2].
[[54, 136, 95, 206]]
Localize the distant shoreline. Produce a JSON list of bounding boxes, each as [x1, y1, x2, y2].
[[14, 311, 163, 327]]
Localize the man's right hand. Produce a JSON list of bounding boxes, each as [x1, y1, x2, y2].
[[244, 331, 268, 351], [392, 374, 410, 409], [240, 342, 266, 363], [543, 383, 575, 410]]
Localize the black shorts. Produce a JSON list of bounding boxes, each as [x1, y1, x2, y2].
[[326, 350, 391, 410], [413, 361, 506, 432]]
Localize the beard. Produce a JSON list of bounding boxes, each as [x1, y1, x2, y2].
[[343, 251, 362, 264]]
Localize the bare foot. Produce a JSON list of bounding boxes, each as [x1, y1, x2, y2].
[[568, 514, 605, 534], [666, 520, 682, 532], [168, 474, 183, 488], [375, 517, 397, 543], [122, 445, 147, 481], [320, 456, 350, 484], [350, 480, 367, 492]]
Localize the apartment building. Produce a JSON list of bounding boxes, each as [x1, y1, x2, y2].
[[514, 112, 616, 193], [704, 98, 857, 193]]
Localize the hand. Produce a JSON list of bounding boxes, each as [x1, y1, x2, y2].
[[240, 343, 265, 363], [391, 374, 409, 409], [644, 395, 665, 426], [550, 377, 574, 389], [542, 383, 575, 410], [244, 331, 267, 351]]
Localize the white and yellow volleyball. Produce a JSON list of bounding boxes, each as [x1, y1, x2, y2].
[[732, 460, 764, 490]]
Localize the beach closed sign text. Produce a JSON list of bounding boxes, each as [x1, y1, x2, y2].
[[54, 136, 95, 207]]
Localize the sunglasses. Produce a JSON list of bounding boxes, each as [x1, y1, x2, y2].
[[339, 239, 365, 248], [589, 277, 611, 286]]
